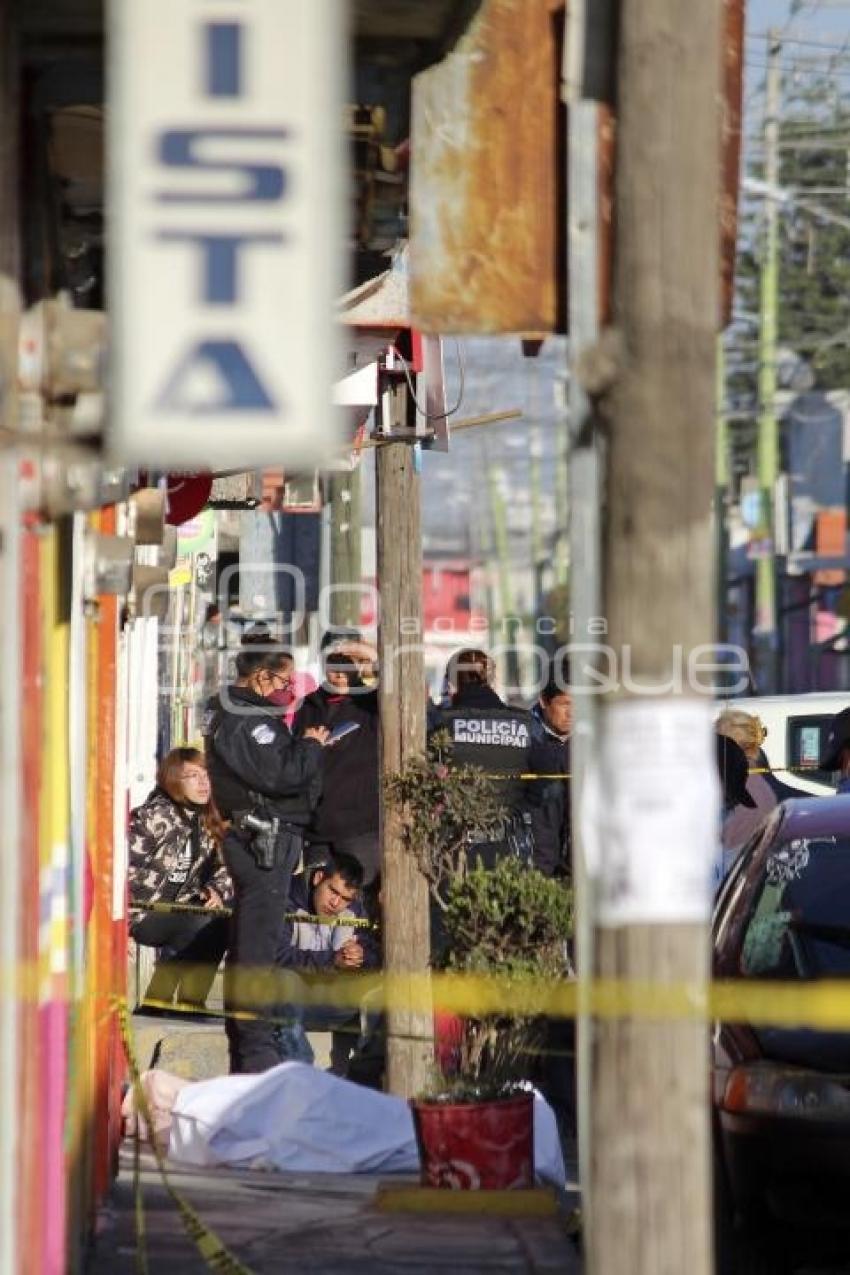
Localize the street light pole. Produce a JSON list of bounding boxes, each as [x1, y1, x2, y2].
[[754, 30, 782, 692], [717, 340, 730, 649], [327, 468, 362, 629], [483, 439, 522, 691]]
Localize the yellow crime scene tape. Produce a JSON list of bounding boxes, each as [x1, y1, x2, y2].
[[7, 961, 850, 1028], [28, 965, 850, 1273], [115, 995, 257, 1275], [481, 764, 827, 781], [139, 901, 377, 927], [78, 969, 850, 1029], [103, 969, 850, 1272]]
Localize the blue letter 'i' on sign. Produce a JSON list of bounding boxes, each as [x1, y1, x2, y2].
[[204, 23, 243, 98]]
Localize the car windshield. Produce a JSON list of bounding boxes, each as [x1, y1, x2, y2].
[[741, 836, 850, 980]]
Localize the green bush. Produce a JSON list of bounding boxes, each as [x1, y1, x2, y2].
[[439, 857, 573, 1098], [384, 736, 574, 1099], [444, 856, 572, 980], [383, 730, 507, 912]]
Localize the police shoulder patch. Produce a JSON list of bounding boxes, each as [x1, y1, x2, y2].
[[251, 723, 276, 746]]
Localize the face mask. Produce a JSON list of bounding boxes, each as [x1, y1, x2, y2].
[[266, 685, 293, 707]]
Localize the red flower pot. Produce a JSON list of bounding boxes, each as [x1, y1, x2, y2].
[[411, 1093, 534, 1190]]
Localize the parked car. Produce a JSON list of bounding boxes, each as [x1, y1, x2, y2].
[[714, 796, 850, 1273], [716, 693, 850, 796]]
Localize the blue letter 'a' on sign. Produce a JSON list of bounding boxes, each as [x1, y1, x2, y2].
[[155, 340, 276, 414]]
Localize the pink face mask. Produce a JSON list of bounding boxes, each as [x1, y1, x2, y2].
[[266, 685, 294, 708]]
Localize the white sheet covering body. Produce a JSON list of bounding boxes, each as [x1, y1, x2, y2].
[[168, 1062, 566, 1186]]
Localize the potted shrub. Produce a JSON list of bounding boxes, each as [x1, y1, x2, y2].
[[385, 736, 573, 1190]]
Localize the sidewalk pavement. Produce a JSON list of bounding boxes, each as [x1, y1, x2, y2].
[[96, 1010, 582, 1274], [89, 1147, 583, 1275]]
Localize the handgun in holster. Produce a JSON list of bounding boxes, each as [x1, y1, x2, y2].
[[234, 808, 281, 870]]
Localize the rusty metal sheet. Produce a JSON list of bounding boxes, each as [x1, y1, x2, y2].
[[411, 0, 561, 334], [596, 106, 615, 327], [411, 0, 743, 336]]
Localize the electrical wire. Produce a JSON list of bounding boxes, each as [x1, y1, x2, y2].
[[384, 339, 466, 421], [745, 58, 850, 78], [748, 32, 850, 52]]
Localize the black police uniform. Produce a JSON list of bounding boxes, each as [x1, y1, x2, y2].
[[527, 706, 571, 878], [204, 684, 323, 1073], [430, 683, 535, 864]]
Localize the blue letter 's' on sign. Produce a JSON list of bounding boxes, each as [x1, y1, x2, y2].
[[157, 129, 288, 203], [156, 340, 277, 413]]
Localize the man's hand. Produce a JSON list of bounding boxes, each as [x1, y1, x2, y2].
[[203, 888, 225, 911], [335, 639, 378, 681], [303, 726, 331, 746], [333, 939, 365, 970]]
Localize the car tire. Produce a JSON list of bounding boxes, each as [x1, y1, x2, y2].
[[714, 1153, 791, 1275], [731, 1232, 791, 1275]]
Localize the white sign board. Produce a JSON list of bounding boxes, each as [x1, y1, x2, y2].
[[581, 698, 720, 925], [109, 0, 344, 469]]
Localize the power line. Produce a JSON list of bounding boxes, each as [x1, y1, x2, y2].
[[748, 32, 850, 52], [745, 57, 850, 78]]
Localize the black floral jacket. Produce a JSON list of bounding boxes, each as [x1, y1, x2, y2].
[[127, 787, 232, 921]]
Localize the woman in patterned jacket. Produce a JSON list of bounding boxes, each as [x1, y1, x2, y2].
[[129, 747, 232, 1009]]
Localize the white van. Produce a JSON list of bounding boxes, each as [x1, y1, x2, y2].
[[716, 692, 850, 796]]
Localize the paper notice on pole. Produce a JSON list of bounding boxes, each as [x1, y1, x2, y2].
[[582, 698, 720, 926]]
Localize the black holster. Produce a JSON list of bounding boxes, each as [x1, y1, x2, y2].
[[232, 808, 282, 871]]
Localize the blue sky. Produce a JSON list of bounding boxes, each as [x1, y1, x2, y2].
[[748, 0, 850, 37], [744, 1, 850, 149], [746, 0, 850, 87]]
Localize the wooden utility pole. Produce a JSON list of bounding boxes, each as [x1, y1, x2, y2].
[[376, 422, 433, 1097], [482, 439, 522, 690], [587, 2, 721, 1273]]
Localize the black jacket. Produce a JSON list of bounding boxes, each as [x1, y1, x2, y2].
[[203, 685, 323, 823], [526, 705, 571, 877], [293, 686, 379, 842], [430, 683, 533, 813], [127, 787, 232, 921]]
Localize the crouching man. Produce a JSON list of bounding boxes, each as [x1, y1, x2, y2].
[[273, 851, 378, 1071]]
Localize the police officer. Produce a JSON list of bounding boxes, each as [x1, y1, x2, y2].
[[430, 647, 535, 864], [527, 671, 573, 878], [205, 639, 329, 1072], [820, 705, 850, 794]]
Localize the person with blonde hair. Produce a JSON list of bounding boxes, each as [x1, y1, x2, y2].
[[715, 708, 777, 866], [715, 708, 767, 762]]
